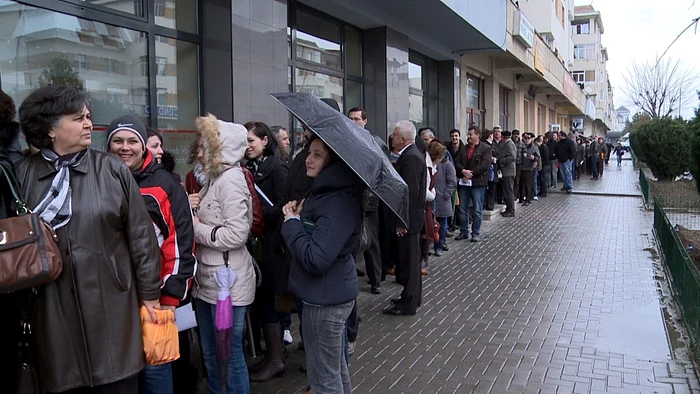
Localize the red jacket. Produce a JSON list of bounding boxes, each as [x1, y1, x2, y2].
[[135, 151, 197, 306]]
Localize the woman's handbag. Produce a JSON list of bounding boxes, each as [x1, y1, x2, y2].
[[15, 321, 40, 394], [0, 163, 62, 293]]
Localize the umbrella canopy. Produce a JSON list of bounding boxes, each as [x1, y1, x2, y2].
[[271, 92, 409, 227]]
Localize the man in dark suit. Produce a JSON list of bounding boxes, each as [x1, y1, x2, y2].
[[383, 120, 427, 316]]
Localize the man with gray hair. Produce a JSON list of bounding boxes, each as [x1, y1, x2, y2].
[[419, 127, 435, 146], [384, 121, 427, 316]]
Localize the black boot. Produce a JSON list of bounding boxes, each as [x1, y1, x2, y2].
[[249, 323, 285, 382]]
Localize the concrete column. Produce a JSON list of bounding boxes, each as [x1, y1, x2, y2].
[[437, 60, 460, 140], [484, 75, 499, 129]]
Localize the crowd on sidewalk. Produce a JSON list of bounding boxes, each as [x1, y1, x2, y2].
[[0, 84, 628, 394]]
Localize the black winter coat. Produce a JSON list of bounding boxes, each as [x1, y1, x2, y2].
[[282, 161, 364, 305], [539, 143, 550, 168], [555, 138, 577, 162], [394, 144, 427, 234], [454, 142, 493, 187]]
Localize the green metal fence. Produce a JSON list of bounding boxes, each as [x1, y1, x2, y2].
[[654, 199, 700, 363], [639, 169, 650, 205]]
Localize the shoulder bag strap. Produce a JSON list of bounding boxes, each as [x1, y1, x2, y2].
[[0, 161, 29, 216]]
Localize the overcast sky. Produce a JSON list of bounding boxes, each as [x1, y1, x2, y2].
[[575, 0, 700, 118]]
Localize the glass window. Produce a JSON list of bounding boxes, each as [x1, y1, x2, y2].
[[409, 62, 422, 91], [294, 68, 343, 112], [466, 76, 481, 110], [296, 10, 341, 69], [79, 0, 144, 16], [346, 80, 362, 114], [345, 27, 362, 77], [409, 94, 424, 128], [523, 100, 531, 132], [155, 37, 199, 175], [0, 4, 149, 130], [499, 87, 509, 130], [155, 0, 197, 34], [572, 21, 590, 34]]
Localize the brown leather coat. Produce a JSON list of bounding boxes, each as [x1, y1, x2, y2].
[[15, 149, 161, 392]]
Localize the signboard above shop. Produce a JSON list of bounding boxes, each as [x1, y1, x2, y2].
[[513, 10, 534, 48]]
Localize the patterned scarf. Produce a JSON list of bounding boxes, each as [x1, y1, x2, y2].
[[34, 148, 87, 230]]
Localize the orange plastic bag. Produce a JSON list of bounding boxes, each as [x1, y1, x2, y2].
[[140, 306, 180, 365]]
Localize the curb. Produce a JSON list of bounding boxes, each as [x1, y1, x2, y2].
[[550, 189, 642, 198]]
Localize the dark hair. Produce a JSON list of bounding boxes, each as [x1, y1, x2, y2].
[[19, 86, 89, 150], [467, 125, 481, 138], [415, 135, 427, 154], [347, 107, 366, 120], [0, 89, 16, 125], [449, 129, 460, 137], [161, 151, 176, 173], [244, 121, 278, 158], [186, 134, 200, 165], [147, 128, 163, 145], [481, 128, 493, 140]]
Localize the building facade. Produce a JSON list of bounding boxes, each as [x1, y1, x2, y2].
[[571, 4, 614, 137], [0, 0, 609, 176]]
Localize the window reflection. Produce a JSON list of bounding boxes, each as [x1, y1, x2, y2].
[[80, 0, 144, 16], [296, 10, 341, 69], [155, 37, 199, 175], [155, 0, 197, 34], [294, 68, 343, 113], [409, 62, 422, 91], [0, 4, 149, 129]]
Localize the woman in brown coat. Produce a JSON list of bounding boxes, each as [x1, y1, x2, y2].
[[15, 85, 162, 393]]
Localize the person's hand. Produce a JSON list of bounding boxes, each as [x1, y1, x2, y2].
[[530, 155, 535, 160], [188, 193, 200, 210], [492, 157, 497, 163], [283, 200, 300, 221], [142, 299, 161, 324], [396, 227, 408, 237], [462, 169, 473, 179]]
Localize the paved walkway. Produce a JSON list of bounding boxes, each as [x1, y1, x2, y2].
[[251, 162, 699, 393], [550, 159, 641, 197]]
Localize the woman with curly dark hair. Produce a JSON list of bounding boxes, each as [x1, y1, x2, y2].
[[14, 85, 162, 394]]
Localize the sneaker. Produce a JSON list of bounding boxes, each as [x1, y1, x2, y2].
[[283, 329, 293, 345], [433, 249, 443, 257], [533, 196, 539, 201], [471, 235, 480, 242]]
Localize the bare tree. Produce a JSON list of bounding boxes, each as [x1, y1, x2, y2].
[[620, 58, 698, 118]]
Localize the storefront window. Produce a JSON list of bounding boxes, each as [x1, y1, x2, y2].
[[155, 0, 198, 34], [409, 52, 438, 131], [466, 75, 484, 129], [0, 0, 200, 175], [288, 4, 363, 148], [296, 9, 341, 70], [80, 0, 144, 16], [0, 3, 149, 131]]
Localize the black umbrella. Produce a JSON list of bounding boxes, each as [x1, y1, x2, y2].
[[271, 92, 409, 228]]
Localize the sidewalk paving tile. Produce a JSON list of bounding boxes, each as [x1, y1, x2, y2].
[[250, 159, 700, 394]]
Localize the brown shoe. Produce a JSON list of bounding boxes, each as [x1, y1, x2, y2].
[[386, 267, 395, 276], [421, 268, 428, 276], [248, 323, 285, 382]]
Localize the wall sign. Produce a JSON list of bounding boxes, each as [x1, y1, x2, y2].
[[514, 10, 534, 48]]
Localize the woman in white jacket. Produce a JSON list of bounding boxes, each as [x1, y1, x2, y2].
[[191, 114, 256, 394]]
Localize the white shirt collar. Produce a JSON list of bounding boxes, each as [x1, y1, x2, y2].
[[398, 142, 414, 157]]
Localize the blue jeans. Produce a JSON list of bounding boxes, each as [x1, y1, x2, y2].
[[457, 185, 486, 237], [303, 300, 354, 394], [139, 363, 173, 394], [617, 155, 622, 166], [435, 217, 449, 251], [560, 159, 573, 190], [533, 170, 539, 195], [195, 298, 249, 394]]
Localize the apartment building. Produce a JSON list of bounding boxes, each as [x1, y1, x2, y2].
[[571, 5, 615, 137]]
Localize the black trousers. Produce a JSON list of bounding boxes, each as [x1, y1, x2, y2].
[[539, 166, 550, 197], [396, 233, 422, 313], [379, 205, 397, 275], [501, 176, 515, 213], [514, 164, 522, 200], [485, 180, 496, 210], [363, 211, 382, 286], [521, 170, 534, 202]]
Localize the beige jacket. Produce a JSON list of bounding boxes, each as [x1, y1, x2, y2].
[[192, 114, 255, 306]]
